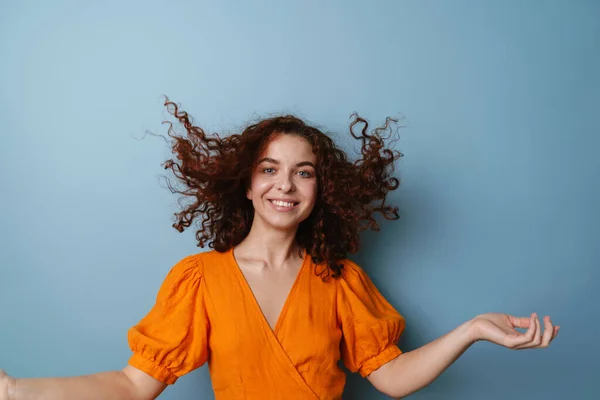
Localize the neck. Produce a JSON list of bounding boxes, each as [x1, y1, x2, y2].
[[235, 219, 302, 267]]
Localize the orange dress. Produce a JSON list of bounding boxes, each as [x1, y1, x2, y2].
[[128, 249, 405, 399]]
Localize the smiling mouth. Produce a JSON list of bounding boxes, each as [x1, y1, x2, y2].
[[269, 200, 299, 208]]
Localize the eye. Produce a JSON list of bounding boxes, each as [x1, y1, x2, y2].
[[263, 167, 275, 174], [297, 170, 313, 178]]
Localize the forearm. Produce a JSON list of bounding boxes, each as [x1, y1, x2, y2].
[[8, 371, 140, 400], [380, 319, 477, 398]]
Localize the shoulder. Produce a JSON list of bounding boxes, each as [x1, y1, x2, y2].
[[171, 249, 230, 274], [155, 250, 231, 300], [160, 250, 221, 288], [337, 258, 372, 284], [307, 258, 371, 286], [168, 252, 203, 277], [166, 249, 237, 285], [334, 258, 390, 304]]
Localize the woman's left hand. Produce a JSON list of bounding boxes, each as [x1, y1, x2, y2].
[[471, 312, 560, 349]]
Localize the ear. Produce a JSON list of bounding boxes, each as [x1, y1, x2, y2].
[[246, 187, 252, 201]]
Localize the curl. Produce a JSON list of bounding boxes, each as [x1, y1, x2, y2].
[[159, 97, 403, 279]]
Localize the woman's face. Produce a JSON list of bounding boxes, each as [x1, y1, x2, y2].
[[246, 134, 318, 233]]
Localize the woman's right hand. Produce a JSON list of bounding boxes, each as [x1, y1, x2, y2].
[[0, 369, 14, 400]]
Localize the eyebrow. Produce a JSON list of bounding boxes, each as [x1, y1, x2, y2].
[[257, 157, 316, 168]]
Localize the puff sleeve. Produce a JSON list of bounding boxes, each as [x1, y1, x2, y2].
[[337, 260, 405, 377], [127, 255, 209, 384]]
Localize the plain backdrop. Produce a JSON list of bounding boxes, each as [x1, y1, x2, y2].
[[1, 1, 599, 399]]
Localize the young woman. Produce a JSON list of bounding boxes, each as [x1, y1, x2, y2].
[[0, 99, 559, 399]]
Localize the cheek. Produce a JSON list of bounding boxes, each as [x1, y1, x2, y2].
[[247, 175, 271, 199], [302, 181, 318, 202]]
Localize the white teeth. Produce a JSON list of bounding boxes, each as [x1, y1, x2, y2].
[[272, 200, 294, 208]]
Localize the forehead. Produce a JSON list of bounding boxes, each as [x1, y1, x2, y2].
[[259, 134, 316, 162]]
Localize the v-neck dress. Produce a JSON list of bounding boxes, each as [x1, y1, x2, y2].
[[128, 249, 405, 399]]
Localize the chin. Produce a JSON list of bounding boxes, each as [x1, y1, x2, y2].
[[266, 219, 304, 232], [261, 213, 310, 232]]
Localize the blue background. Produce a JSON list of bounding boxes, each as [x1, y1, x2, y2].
[[1, 1, 598, 398]]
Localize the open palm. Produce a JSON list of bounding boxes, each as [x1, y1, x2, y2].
[[473, 312, 560, 349]]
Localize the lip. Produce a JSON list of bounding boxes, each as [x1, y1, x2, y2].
[[268, 198, 299, 204], [268, 199, 299, 212]]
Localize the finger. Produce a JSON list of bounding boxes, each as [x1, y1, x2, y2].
[[509, 315, 533, 329], [551, 325, 560, 340], [508, 313, 537, 348], [513, 313, 539, 349], [526, 313, 538, 341], [540, 316, 554, 348], [533, 313, 542, 346]]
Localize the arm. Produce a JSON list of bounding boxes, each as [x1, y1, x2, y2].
[[367, 313, 559, 399], [1, 256, 208, 400], [1, 366, 167, 400]]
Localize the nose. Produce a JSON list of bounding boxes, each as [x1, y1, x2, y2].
[[277, 172, 295, 193]]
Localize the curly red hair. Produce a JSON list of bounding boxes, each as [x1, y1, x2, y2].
[[161, 98, 402, 279]]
